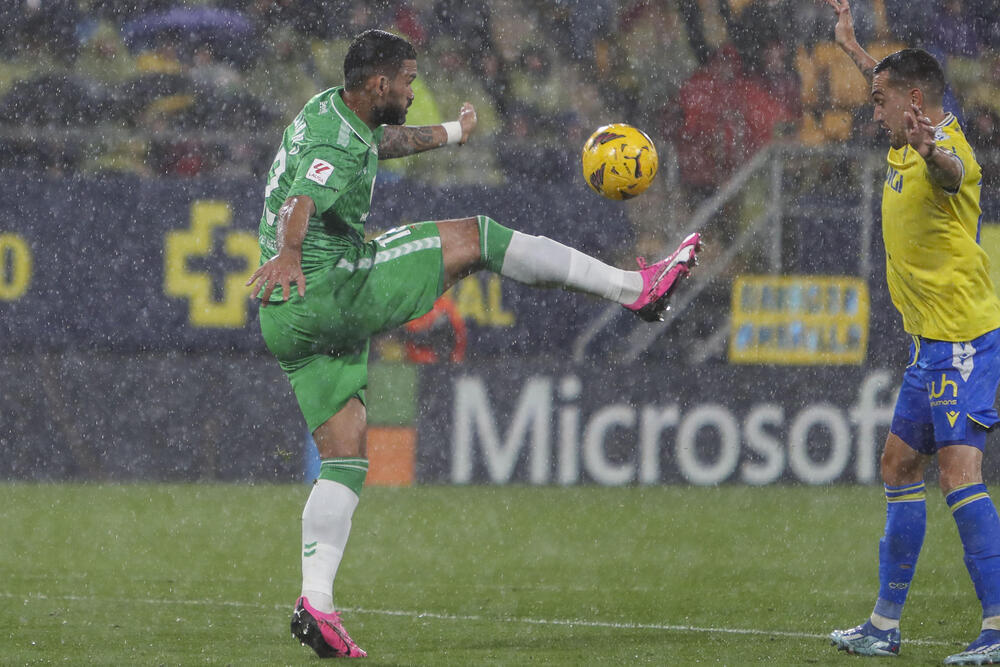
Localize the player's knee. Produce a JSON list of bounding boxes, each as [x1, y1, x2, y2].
[[937, 444, 984, 494], [938, 467, 983, 495], [438, 217, 483, 259], [880, 434, 925, 486], [879, 448, 900, 485]]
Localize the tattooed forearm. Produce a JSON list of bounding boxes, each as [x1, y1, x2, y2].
[[378, 125, 444, 159], [847, 47, 876, 85], [840, 41, 877, 86], [859, 65, 874, 86]]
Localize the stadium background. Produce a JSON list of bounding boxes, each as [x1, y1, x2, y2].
[[2, 0, 1000, 486]]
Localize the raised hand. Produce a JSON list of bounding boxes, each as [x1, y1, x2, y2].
[[904, 103, 937, 158], [457, 102, 477, 144], [825, 0, 858, 48]]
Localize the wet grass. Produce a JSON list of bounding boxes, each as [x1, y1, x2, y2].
[[0, 483, 980, 664]]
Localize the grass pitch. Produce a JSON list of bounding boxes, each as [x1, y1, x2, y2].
[[0, 483, 982, 664]]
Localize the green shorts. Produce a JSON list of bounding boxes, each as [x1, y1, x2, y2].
[[258, 222, 444, 431]]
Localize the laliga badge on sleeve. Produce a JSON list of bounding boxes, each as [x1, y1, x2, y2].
[[306, 158, 334, 185]]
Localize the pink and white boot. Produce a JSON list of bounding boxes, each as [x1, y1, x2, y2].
[[623, 232, 702, 322], [291, 596, 367, 658]]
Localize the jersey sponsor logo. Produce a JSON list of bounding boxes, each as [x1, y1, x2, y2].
[[885, 165, 903, 193], [306, 159, 334, 185]]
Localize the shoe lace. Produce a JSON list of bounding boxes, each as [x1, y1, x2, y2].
[[635, 256, 649, 270]]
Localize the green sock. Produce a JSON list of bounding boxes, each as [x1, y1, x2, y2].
[[477, 215, 514, 274], [318, 458, 369, 497]]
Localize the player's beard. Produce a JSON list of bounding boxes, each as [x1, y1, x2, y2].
[[371, 99, 408, 127], [887, 128, 906, 149]]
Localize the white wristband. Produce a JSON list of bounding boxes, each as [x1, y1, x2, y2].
[[442, 121, 463, 145]]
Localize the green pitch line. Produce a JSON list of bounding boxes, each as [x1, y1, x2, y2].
[[0, 483, 976, 664]]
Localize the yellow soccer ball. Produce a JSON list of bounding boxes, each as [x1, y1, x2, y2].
[[581, 123, 659, 200]]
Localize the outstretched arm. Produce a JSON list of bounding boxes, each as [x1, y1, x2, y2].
[[378, 103, 477, 159], [825, 0, 878, 85]]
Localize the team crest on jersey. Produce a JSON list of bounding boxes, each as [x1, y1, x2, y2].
[[934, 129, 947, 142], [306, 158, 334, 185]]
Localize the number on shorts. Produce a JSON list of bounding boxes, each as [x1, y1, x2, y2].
[[374, 226, 412, 247]]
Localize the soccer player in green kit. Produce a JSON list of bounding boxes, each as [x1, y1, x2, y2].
[[246, 29, 701, 658]]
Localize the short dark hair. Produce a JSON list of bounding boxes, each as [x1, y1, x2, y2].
[[873, 48, 945, 105], [343, 29, 416, 91]]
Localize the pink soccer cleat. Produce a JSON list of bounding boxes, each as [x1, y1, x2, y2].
[[291, 596, 367, 658], [623, 232, 702, 322]]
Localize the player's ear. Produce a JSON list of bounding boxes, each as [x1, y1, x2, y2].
[[911, 88, 923, 109], [364, 74, 386, 96]]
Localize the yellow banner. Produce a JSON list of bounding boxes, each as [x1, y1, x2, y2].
[[729, 275, 869, 365]]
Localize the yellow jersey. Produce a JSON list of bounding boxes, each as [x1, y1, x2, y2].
[[882, 113, 1000, 341]]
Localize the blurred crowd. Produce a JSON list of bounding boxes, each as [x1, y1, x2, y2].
[[1, 0, 999, 191]]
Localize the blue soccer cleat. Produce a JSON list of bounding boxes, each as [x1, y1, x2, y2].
[[829, 620, 901, 657], [944, 629, 1000, 665]]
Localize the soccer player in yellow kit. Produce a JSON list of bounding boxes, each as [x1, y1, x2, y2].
[[825, 1, 1000, 663]]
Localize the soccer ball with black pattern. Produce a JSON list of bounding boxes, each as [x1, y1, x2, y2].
[[581, 123, 659, 200]]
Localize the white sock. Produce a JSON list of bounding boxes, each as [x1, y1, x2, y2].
[[870, 612, 899, 631], [500, 231, 642, 304], [300, 479, 359, 613]]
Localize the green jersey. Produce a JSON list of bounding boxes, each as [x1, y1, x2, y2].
[[256, 86, 384, 301]]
